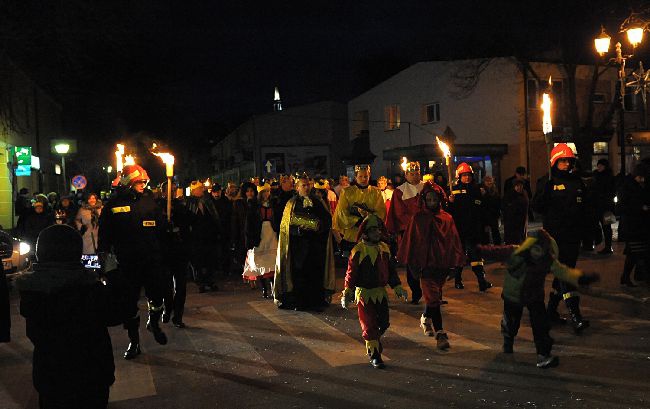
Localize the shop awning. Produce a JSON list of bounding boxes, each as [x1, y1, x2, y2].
[[383, 143, 509, 161]]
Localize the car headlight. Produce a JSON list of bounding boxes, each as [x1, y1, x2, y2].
[[19, 242, 31, 256]]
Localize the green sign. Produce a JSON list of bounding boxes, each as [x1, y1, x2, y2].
[[14, 146, 32, 166]]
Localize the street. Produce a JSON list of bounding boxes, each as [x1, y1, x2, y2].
[[2, 243, 649, 409]]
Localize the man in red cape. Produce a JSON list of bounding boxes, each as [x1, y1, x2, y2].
[[397, 182, 465, 349]]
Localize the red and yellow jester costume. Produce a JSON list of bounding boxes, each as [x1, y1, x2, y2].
[[342, 215, 406, 368]]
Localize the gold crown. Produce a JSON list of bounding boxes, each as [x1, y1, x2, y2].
[[406, 161, 420, 172], [354, 164, 370, 172], [257, 183, 271, 192]]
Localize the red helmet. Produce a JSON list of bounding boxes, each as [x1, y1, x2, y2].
[[120, 165, 150, 186], [549, 143, 576, 167], [455, 162, 473, 178]]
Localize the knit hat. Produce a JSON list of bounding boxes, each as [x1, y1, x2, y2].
[[36, 224, 83, 263]]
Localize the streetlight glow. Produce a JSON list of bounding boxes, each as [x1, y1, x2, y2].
[[595, 26, 611, 55], [54, 143, 70, 154], [626, 27, 644, 47]]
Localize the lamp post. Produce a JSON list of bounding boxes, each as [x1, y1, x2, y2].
[[54, 143, 70, 193], [594, 14, 649, 175]]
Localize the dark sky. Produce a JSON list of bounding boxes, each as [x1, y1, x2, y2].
[[1, 1, 647, 147]]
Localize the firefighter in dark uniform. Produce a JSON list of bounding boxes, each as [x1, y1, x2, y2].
[[448, 162, 493, 291], [98, 164, 168, 359], [533, 143, 589, 333], [158, 181, 191, 328]]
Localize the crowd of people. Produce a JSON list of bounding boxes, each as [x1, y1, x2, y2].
[[2, 143, 649, 407]]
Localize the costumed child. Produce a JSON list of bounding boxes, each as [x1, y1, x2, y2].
[[479, 229, 599, 368], [397, 182, 466, 350], [341, 214, 407, 369]]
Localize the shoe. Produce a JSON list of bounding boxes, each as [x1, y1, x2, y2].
[[123, 343, 141, 360], [478, 280, 492, 292], [536, 354, 559, 368], [162, 312, 171, 324], [454, 280, 464, 290], [435, 331, 450, 350], [598, 247, 613, 255], [420, 315, 434, 336], [502, 342, 513, 354], [172, 318, 186, 328], [369, 352, 385, 369], [147, 312, 168, 345], [571, 318, 590, 334]]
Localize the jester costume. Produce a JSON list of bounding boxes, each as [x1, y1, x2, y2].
[[342, 215, 406, 369], [397, 183, 465, 349], [273, 193, 336, 310], [479, 229, 598, 368]]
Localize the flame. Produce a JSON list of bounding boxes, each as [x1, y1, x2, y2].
[[115, 143, 125, 172], [124, 155, 136, 166], [204, 179, 211, 187], [436, 136, 451, 158], [150, 143, 175, 165], [400, 156, 408, 171], [541, 77, 553, 135]]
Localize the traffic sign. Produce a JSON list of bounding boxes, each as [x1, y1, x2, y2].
[[265, 160, 275, 174], [71, 175, 87, 190]]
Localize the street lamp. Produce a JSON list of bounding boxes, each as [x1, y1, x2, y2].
[[54, 143, 70, 193], [594, 16, 648, 175]]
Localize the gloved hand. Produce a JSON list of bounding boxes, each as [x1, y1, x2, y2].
[[393, 285, 408, 302], [340, 287, 354, 309], [578, 272, 600, 287]]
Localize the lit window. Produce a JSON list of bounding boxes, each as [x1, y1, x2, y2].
[[384, 104, 400, 131], [422, 103, 440, 124], [593, 142, 608, 154]]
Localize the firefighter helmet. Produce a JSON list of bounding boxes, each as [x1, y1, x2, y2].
[[120, 164, 150, 186], [455, 162, 473, 178], [549, 143, 576, 167]]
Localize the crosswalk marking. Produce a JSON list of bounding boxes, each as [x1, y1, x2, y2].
[[183, 307, 278, 378], [388, 308, 491, 353], [110, 354, 157, 402], [249, 301, 387, 367]]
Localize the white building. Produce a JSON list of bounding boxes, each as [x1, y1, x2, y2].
[[348, 57, 643, 190]]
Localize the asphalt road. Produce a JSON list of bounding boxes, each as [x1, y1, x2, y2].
[[2, 242, 649, 409]]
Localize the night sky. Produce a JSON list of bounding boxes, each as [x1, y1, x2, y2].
[[1, 0, 648, 183]]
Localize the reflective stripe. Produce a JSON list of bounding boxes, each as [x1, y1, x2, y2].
[[470, 261, 484, 267], [474, 200, 482, 205], [143, 220, 156, 227], [452, 190, 462, 194], [111, 206, 131, 213], [576, 197, 582, 203], [148, 301, 164, 312], [562, 292, 579, 300], [553, 184, 566, 190]]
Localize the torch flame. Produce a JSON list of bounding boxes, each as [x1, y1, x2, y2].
[[541, 92, 552, 135], [124, 155, 136, 166], [151, 143, 175, 177], [400, 156, 408, 171], [115, 143, 125, 172], [436, 136, 451, 158]]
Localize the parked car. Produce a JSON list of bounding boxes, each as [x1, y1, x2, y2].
[[1, 230, 31, 275]]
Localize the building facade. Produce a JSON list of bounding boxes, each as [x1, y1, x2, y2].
[[211, 101, 350, 184], [0, 56, 62, 229], [348, 57, 646, 191]]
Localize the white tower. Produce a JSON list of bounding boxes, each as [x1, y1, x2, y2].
[[273, 86, 283, 111]]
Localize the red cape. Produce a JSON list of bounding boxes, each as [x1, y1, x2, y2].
[[397, 208, 466, 270], [385, 185, 421, 234]]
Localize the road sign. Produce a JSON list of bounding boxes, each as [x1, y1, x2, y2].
[[15, 165, 31, 176], [14, 146, 32, 166], [265, 160, 275, 174], [71, 174, 87, 190]]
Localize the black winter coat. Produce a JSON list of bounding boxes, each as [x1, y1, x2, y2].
[[17, 262, 121, 396], [502, 189, 529, 244], [20, 211, 54, 244], [592, 168, 616, 214], [617, 177, 650, 242], [533, 169, 587, 242], [449, 182, 485, 240]]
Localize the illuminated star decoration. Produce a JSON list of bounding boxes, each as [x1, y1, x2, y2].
[[626, 61, 650, 106]]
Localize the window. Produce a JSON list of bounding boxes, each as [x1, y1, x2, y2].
[[352, 110, 369, 136], [592, 93, 607, 104], [384, 104, 400, 131], [624, 87, 640, 112], [421, 103, 440, 124]]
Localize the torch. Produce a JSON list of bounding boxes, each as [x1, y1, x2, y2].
[[541, 76, 553, 180], [436, 136, 454, 193], [124, 155, 136, 166], [115, 144, 125, 174], [400, 156, 408, 172], [151, 143, 175, 222]]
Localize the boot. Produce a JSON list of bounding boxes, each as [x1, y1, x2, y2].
[[565, 296, 589, 334], [546, 292, 566, 325], [435, 330, 450, 350], [147, 306, 168, 345], [369, 350, 385, 369], [473, 267, 492, 292], [123, 317, 141, 360], [420, 315, 434, 336], [502, 338, 514, 354], [259, 278, 269, 299], [536, 354, 559, 368], [365, 340, 385, 369], [162, 310, 171, 324]]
